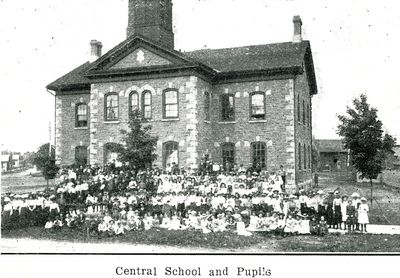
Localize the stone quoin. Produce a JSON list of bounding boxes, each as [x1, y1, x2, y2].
[[46, 0, 318, 191]]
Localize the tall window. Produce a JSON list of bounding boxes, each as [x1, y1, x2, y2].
[[163, 141, 178, 168], [105, 93, 119, 121], [129, 91, 139, 112], [75, 146, 88, 166], [298, 143, 302, 170], [250, 92, 266, 120], [297, 94, 301, 123], [76, 103, 88, 127], [252, 142, 266, 169], [304, 144, 307, 169], [221, 94, 235, 121], [142, 90, 152, 119], [308, 104, 311, 127], [302, 100, 306, 125], [163, 89, 178, 118], [308, 145, 311, 169], [221, 143, 235, 171], [204, 91, 210, 121]]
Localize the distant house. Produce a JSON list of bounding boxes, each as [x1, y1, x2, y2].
[[386, 145, 400, 170], [314, 139, 351, 172], [11, 153, 21, 168], [1, 154, 10, 172]]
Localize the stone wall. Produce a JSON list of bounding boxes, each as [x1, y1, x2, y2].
[[294, 72, 313, 189], [90, 76, 201, 169], [56, 92, 91, 166]]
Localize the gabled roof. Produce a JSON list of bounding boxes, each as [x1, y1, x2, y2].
[[47, 62, 92, 91], [47, 36, 317, 94], [314, 140, 348, 153], [184, 41, 308, 73]]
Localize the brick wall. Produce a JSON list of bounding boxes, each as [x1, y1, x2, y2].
[[90, 76, 201, 169], [56, 92, 91, 166], [294, 72, 313, 188]]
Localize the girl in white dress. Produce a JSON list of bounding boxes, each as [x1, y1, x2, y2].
[[357, 197, 369, 232]]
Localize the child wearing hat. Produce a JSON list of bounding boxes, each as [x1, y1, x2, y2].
[[340, 195, 348, 230], [357, 197, 369, 232], [346, 200, 356, 231]]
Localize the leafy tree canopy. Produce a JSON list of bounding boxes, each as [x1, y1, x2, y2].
[[33, 143, 59, 180], [337, 94, 396, 180], [117, 110, 158, 170]]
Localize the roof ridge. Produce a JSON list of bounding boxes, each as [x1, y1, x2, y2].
[[184, 40, 310, 54]]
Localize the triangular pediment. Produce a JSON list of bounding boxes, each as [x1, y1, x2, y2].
[[110, 47, 172, 70], [86, 36, 199, 75]]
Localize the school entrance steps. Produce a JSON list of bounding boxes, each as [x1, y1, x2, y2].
[[329, 224, 400, 235]]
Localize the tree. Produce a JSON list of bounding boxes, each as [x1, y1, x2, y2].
[[337, 94, 396, 206], [33, 143, 59, 186], [118, 109, 158, 170]]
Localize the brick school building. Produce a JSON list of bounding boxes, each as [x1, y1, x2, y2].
[[46, 0, 318, 191]]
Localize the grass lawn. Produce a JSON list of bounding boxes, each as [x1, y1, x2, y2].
[[2, 226, 400, 252], [318, 178, 400, 225], [1, 171, 55, 194]]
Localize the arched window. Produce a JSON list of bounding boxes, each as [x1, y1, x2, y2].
[[221, 143, 235, 171], [129, 91, 139, 112], [163, 141, 179, 169], [221, 94, 235, 121], [252, 142, 267, 169], [204, 91, 210, 121], [105, 93, 119, 121], [163, 89, 178, 119], [142, 90, 152, 119], [250, 92, 266, 120], [298, 142, 302, 170], [302, 100, 306, 125], [75, 103, 88, 127], [75, 146, 88, 166]]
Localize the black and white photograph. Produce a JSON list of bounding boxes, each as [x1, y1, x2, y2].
[[1, 0, 400, 258]]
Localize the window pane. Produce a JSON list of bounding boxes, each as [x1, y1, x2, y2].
[[252, 142, 266, 169], [251, 93, 265, 119], [165, 104, 178, 118], [222, 143, 235, 171], [130, 93, 139, 111], [76, 104, 88, 127], [105, 94, 118, 121], [164, 142, 179, 168], [204, 92, 210, 121], [143, 92, 152, 119], [221, 95, 234, 121], [144, 92, 151, 105], [165, 91, 177, 104]]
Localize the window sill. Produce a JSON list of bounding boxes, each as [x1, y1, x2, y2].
[[103, 121, 120, 124], [74, 127, 88, 130], [161, 118, 180, 122], [218, 121, 236, 124], [248, 120, 267, 123]]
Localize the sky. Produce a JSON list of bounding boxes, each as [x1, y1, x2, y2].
[[0, 0, 399, 153]]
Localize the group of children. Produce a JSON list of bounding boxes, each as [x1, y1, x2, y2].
[[2, 163, 371, 236]]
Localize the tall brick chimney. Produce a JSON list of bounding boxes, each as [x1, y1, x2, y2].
[[126, 0, 174, 49], [292, 15, 303, 43], [89, 40, 103, 63]]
